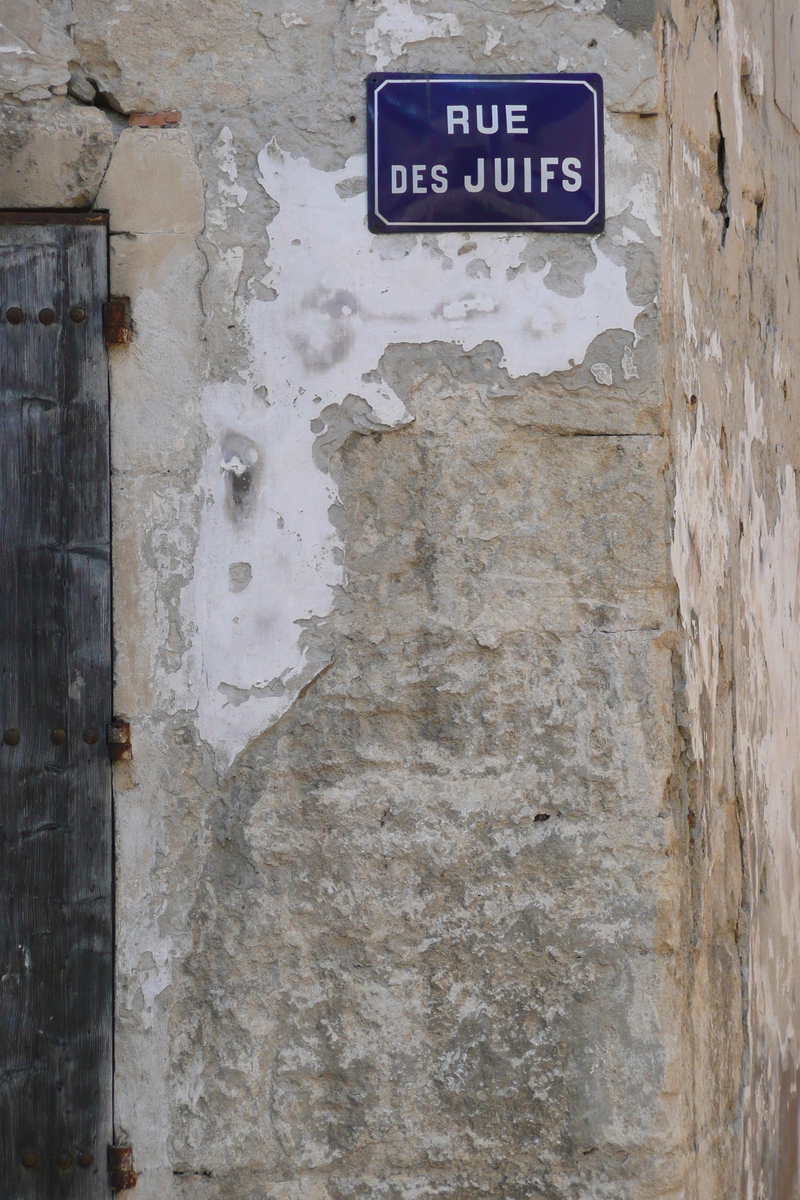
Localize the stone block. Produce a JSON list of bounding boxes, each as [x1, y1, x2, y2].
[[96, 128, 205, 234], [68, 74, 97, 104], [0, 0, 73, 100], [108, 232, 206, 475], [0, 101, 114, 208]]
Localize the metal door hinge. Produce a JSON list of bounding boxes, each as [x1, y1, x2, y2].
[[108, 1145, 137, 1191], [103, 297, 133, 345], [107, 718, 132, 762]]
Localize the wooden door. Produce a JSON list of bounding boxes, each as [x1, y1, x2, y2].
[[0, 214, 113, 1198]]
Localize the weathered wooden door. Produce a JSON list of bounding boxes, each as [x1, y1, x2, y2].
[[0, 214, 112, 1198]]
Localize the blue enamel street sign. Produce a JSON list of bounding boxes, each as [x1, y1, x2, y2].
[[367, 73, 604, 234]]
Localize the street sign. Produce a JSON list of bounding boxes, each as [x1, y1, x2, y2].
[[367, 73, 604, 234]]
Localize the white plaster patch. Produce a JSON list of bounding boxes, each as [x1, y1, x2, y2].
[[613, 226, 643, 248], [621, 345, 639, 380], [202, 128, 248, 336], [193, 376, 342, 766], [682, 276, 698, 349], [483, 25, 503, 56], [605, 121, 660, 236], [191, 142, 641, 768], [280, 10, 307, 27], [681, 141, 700, 180], [704, 330, 722, 363], [365, 0, 462, 70], [209, 125, 247, 222], [591, 362, 613, 386]]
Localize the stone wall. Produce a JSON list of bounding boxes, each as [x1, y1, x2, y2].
[[0, 2, 704, 1197], [663, 0, 800, 1195]]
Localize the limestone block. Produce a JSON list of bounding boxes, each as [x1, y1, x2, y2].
[[68, 73, 97, 104], [0, 0, 73, 100], [339, 387, 672, 636], [108, 233, 206, 475], [0, 102, 114, 207], [97, 128, 205, 235], [163, 626, 678, 1184]]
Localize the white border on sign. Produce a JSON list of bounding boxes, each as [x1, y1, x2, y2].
[[372, 76, 601, 229]]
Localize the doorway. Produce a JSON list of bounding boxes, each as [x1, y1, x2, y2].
[[0, 212, 113, 1198]]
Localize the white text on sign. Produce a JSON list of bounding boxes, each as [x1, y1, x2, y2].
[[390, 158, 582, 195], [446, 105, 530, 134]]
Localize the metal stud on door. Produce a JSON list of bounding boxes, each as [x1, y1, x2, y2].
[[0, 213, 113, 1198]]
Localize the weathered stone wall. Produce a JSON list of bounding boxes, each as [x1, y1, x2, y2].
[[663, 0, 800, 1195], [0, 2, 705, 1197]]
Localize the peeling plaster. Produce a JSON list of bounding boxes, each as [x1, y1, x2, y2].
[[483, 26, 503, 57], [605, 121, 660, 236], [364, 0, 463, 71], [188, 139, 642, 768]]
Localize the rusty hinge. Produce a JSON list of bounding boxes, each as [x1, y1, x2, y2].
[[108, 1145, 137, 1192], [107, 718, 132, 762], [103, 297, 133, 345]]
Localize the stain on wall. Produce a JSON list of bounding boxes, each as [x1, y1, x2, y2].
[[604, 0, 656, 37]]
